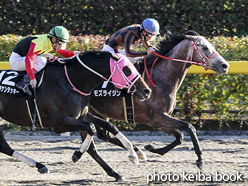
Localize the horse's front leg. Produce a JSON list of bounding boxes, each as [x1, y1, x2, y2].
[[183, 121, 203, 169], [73, 131, 123, 181], [96, 126, 147, 161], [145, 114, 203, 169], [53, 116, 96, 154], [83, 112, 139, 164], [0, 126, 48, 174], [169, 116, 203, 169]]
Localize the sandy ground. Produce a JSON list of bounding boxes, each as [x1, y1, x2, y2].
[[0, 132, 248, 186]]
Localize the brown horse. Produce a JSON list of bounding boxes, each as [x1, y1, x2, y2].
[[0, 51, 151, 181], [79, 30, 229, 170]]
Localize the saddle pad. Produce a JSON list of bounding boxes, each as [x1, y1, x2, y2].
[[0, 69, 45, 96], [0, 70, 24, 96], [92, 80, 135, 124], [92, 81, 126, 97]]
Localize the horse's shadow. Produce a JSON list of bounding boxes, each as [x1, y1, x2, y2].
[[16, 179, 127, 186]]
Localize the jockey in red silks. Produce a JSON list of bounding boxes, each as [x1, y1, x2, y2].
[[102, 18, 160, 64], [9, 26, 79, 96]]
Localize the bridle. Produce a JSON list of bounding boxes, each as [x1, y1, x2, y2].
[[144, 37, 217, 87], [190, 37, 217, 68], [63, 53, 140, 96]]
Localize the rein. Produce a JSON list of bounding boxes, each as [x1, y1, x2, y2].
[[49, 56, 91, 96], [144, 37, 217, 87], [64, 65, 91, 96], [64, 54, 140, 96]]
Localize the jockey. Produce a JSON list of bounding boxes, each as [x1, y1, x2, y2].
[[102, 18, 160, 64], [9, 26, 78, 96]]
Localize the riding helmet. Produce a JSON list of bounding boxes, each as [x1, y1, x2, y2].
[[49, 26, 70, 42], [141, 18, 160, 35]]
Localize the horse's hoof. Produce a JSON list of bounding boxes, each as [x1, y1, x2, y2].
[[128, 155, 139, 164], [136, 150, 147, 161], [72, 151, 83, 163], [196, 159, 204, 170], [115, 175, 124, 182], [144, 144, 154, 151], [38, 166, 49, 174]]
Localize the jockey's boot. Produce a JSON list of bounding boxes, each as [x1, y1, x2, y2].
[[16, 74, 32, 96]]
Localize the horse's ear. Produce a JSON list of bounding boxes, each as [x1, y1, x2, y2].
[[107, 52, 119, 61], [184, 35, 196, 41]]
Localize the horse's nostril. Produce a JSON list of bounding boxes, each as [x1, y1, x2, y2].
[[144, 88, 151, 97], [222, 64, 228, 69]]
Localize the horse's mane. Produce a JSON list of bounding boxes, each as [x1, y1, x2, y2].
[[157, 30, 200, 56], [137, 30, 200, 67], [46, 51, 119, 67]]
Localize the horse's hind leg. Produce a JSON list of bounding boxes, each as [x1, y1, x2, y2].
[[0, 126, 48, 173], [145, 129, 183, 155], [96, 126, 147, 160], [72, 131, 123, 181]]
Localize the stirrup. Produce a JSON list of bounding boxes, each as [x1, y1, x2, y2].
[[23, 84, 32, 96], [16, 83, 32, 96]]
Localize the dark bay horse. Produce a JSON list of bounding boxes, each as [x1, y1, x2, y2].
[[83, 31, 230, 170], [0, 51, 151, 181]]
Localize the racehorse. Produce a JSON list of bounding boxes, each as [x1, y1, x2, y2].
[[75, 30, 230, 170], [0, 51, 151, 181]]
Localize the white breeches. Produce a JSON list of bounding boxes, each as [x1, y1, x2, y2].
[[102, 44, 142, 64], [9, 52, 47, 72]]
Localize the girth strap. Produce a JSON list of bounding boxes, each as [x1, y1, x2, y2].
[[123, 93, 135, 124]]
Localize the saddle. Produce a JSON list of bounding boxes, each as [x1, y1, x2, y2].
[[0, 69, 45, 129]]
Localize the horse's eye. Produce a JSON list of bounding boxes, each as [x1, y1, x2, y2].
[[123, 66, 132, 76], [202, 46, 208, 50]]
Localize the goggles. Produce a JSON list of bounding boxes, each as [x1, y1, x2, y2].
[[56, 40, 66, 45], [146, 33, 156, 41], [56, 40, 66, 50]]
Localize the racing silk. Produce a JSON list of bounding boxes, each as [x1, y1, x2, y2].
[[13, 34, 74, 80], [105, 24, 150, 57]]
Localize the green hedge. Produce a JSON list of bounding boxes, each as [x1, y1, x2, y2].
[[1, 0, 247, 37], [1, 34, 248, 61]]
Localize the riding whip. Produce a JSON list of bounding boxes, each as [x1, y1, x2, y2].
[[31, 88, 37, 130]]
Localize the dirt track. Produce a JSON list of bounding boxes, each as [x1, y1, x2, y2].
[[0, 131, 248, 186]]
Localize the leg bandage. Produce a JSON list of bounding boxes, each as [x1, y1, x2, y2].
[[79, 134, 93, 153], [12, 151, 36, 167], [115, 132, 132, 150], [115, 132, 139, 164]]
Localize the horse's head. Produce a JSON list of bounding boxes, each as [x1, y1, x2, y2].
[[185, 35, 230, 74], [109, 53, 151, 101]]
